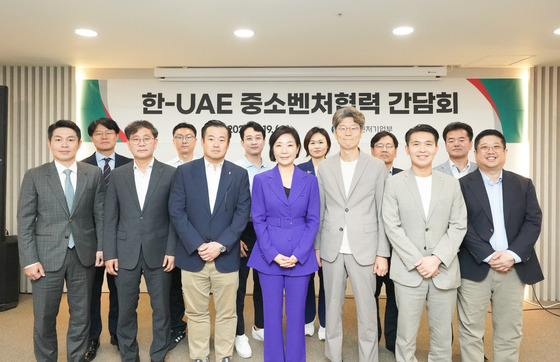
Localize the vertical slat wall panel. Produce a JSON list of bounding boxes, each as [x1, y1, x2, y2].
[[530, 67, 560, 301], [0, 66, 75, 293]]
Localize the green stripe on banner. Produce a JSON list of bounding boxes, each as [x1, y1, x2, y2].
[[478, 79, 524, 143], [79, 80, 107, 142]]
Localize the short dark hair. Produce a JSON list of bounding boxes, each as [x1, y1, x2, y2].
[[201, 120, 231, 141], [370, 131, 399, 149], [405, 124, 439, 145], [303, 127, 331, 157], [474, 129, 506, 150], [268, 125, 301, 162], [442, 122, 474, 142], [332, 106, 365, 129], [124, 120, 158, 140], [240, 121, 266, 140], [172, 122, 197, 137], [48, 120, 81, 141], [87, 117, 120, 137]]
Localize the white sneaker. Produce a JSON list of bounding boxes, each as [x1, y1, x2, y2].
[[305, 322, 315, 337], [252, 325, 264, 341], [318, 326, 326, 341], [235, 334, 252, 359]]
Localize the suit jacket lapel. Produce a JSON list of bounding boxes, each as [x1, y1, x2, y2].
[[72, 163, 89, 215], [501, 170, 513, 223], [124, 163, 142, 213], [404, 169, 427, 222], [469, 170, 493, 224], [47, 162, 70, 216], [269, 166, 289, 205], [212, 161, 233, 215], [346, 153, 367, 201], [426, 171, 443, 222], [332, 156, 347, 202], [193, 159, 212, 217], [142, 160, 163, 214], [288, 167, 305, 205]]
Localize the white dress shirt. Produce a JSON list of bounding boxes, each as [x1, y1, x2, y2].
[[133, 158, 154, 210], [339, 158, 358, 254], [204, 158, 223, 214]]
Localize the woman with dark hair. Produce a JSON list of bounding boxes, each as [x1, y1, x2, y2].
[[248, 125, 320, 362], [297, 127, 331, 340]]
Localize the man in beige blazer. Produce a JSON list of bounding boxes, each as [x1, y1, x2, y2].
[[316, 106, 390, 362], [382, 124, 467, 362]]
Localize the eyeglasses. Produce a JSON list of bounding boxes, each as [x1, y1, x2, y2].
[[129, 137, 155, 145], [174, 134, 195, 142], [478, 145, 503, 154], [374, 143, 394, 149], [93, 130, 116, 138], [337, 125, 361, 134]]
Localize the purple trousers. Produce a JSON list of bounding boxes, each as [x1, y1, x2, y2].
[[259, 272, 311, 362]]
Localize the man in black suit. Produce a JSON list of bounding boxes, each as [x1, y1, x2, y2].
[[370, 131, 401, 353], [81, 118, 132, 361], [104, 120, 177, 362], [457, 129, 543, 361]]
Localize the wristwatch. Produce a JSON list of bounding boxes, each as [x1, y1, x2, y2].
[[218, 244, 227, 253]]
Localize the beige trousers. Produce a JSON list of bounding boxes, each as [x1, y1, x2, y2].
[[457, 269, 524, 362], [182, 262, 239, 361]]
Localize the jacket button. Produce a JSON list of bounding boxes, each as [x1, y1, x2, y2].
[[490, 228, 494, 233], [339, 227, 343, 232], [425, 228, 429, 232], [69, 219, 72, 222], [424, 246, 427, 250], [64, 235, 69, 239], [345, 208, 349, 212]]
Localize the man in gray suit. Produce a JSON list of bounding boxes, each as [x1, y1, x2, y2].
[[316, 106, 390, 362], [17, 120, 105, 362], [104, 120, 177, 362], [433, 121, 477, 178], [382, 124, 467, 361]]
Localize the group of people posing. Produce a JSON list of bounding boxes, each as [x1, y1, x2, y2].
[[17, 105, 543, 362]]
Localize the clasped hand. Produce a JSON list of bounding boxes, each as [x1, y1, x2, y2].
[[274, 254, 298, 268]]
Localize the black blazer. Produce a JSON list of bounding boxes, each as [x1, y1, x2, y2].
[[81, 152, 133, 169], [458, 169, 543, 285]]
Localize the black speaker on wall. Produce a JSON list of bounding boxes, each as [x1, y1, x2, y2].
[[0, 85, 19, 311]]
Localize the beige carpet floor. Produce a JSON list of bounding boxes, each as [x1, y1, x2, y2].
[[0, 293, 559, 361]]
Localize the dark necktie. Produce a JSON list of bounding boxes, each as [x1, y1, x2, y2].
[[103, 157, 112, 186]]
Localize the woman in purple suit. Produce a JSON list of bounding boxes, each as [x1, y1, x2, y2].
[[297, 127, 331, 341], [248, 126, 320, 362]]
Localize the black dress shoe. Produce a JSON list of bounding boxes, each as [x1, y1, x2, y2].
[[169, 329, 187, 350], [110, 333, 119, 349], [82, 339, 100, 362]]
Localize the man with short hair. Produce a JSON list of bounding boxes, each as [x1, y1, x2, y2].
[[168, 122, 198, 167], [316, 106, 390, 362], [81, 117, 132, 361], [234, 121, 270, 358], [104, 120, 177, 362], [18, 120, 105, 362], [457, 129, 543, 361], [370, 131, 401, 354], [166, 122, 198, 349], [382, 124, 467, 361], [434, 121, 477, 178], [169, 120, 251, 362]]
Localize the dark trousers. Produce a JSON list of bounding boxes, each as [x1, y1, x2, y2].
[[236, 222, 264, 335], [169, 267, 187, 333], [89, 266, 118, 340], [304, 267, 326, 327], [115, 251, 171, 362], [374, 257, 398, 350]]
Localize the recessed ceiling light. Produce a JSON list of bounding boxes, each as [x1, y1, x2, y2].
[[554, 28, 560, 35], [393, 26, 414, 36], [234, 29, 254, 38], [75, 28, 98, 37]]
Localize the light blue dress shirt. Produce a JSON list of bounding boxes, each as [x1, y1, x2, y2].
[[95, 151, 116, 171]]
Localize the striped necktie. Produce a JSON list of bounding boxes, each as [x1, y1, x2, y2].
[[103, 157, 112, 186]]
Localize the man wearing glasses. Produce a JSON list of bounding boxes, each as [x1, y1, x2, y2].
[[166, 122, 198, 350], [81, 117, 132, 361], [370, 131, 401, 354], [104, 121, 177, 362], [316, 107, 390, 362]]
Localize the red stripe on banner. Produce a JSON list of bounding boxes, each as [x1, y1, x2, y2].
[[101, 97, 127, 142], [467, 78, 500, 120]]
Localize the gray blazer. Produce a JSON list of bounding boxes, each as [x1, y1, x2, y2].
[[382, 169, 467, 289], [103, 159, 177, 270], [433, 160, 478, 177], [17, 161, 105, 271], [316, 152, 390, 265]]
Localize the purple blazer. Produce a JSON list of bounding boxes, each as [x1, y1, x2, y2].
[[248, 165, 320, 276]]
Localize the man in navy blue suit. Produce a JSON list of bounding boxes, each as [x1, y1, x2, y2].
[[457, 129, 543, 361], [169, 120, 251, 362], [81, 117, 132, 361]]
